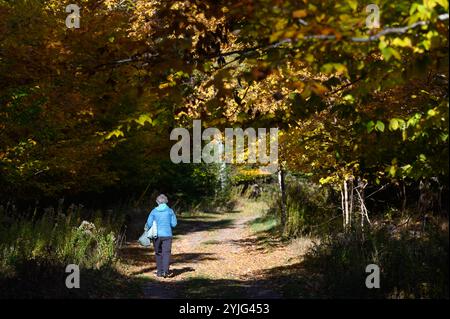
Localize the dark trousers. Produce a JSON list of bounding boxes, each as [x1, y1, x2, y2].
[[153, 236, 172, 274]]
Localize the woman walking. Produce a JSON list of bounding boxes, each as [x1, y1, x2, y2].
[[146, 194, 177, 278]]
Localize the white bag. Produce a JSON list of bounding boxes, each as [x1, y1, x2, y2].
[[138, 221, 157, 247], [146, 220, 158, 239]]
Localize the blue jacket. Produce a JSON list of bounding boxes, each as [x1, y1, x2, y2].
[[146, 203, 177, 237]]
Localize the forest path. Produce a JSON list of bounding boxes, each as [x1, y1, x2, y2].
[[119, 199, 314, 298]]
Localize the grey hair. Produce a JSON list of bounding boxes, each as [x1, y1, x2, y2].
[[156, 194, 168, 204]]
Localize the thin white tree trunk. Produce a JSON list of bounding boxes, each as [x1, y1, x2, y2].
[[349, 178, 354, 227], [344, 179, 349, 230], [340, 185, 345, 229], [355, 182, 371, 230], [278, 167, 287, 231]]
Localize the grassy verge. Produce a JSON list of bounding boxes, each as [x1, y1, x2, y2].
[[301, 222, 449, 298], [249, 215, 278, 233], [0, 206, 143, 298]]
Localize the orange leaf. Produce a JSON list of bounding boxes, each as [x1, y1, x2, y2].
[[292, 9, 307, 18]]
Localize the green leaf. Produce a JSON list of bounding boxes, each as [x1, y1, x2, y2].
[[375, 120, 385, 132], [381, 47, 401, 61], [347, 0, 358, 11], [398, 119, 406, 130], [366, 120, 375, 133], [134, 114, 152, 126], [401, 164, 413, 175], [321, 63, 348, 77], [305, 54, 315, 63], [389, 165, 397, 177], [343, 94, 354, 103], [407, 113, 422, 127], [409, 2, 419, 15]]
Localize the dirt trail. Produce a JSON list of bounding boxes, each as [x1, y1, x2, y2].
[[119, 200, 313, 298]]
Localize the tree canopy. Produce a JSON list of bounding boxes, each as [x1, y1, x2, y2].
[[0, 0, 448, 203]]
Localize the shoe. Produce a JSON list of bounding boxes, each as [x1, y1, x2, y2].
[[163, 271, 174, 278]]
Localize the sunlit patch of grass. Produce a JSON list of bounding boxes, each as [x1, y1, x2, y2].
[[249, 215, 278, 234], [288, 237, 316, 255], [236, 199, 269, 216]]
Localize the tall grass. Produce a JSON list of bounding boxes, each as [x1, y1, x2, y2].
[[302, 222, 449, 298], [0, 204, 131, 298], [0, 206, 121, 271], [263, 176, 337, 237], [258, 177, 448, 299]]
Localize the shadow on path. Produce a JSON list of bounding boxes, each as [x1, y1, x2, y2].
[[174, 218, 234, 237]]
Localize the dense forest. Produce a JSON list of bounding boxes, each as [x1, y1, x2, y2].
[[0, 0, 448, 299]]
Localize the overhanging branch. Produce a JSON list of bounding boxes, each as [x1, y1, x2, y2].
[[105, 13, 449, 68], [218, 13, 449, 57]]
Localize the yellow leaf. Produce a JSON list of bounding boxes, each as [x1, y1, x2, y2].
[[105, 129, 124, 140], [427, 108, 438, 117], [391, 37, 412, 48], [389, 118, 399, 131], [347, 0, 358, 11], [270, 31, 284, 43], [274, 18, 288, 31], [135, 114, 152, 126]]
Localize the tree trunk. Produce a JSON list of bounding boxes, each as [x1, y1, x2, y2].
[[356, 178, 370, 234], [341, 185, 345, 229], [343, 179, 349, 230], [278, 168, 287, 231], [358, 178, 366, 231], [349, 178, 354, 227]]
